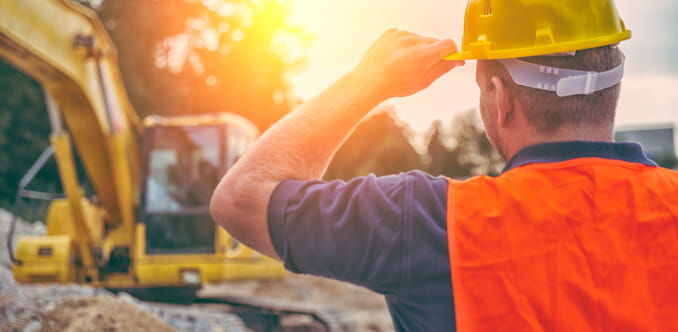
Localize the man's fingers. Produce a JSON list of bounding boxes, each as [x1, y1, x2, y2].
[[354, 28, 464, 99], [425, 39, 460, 58], [431, 59, 458, 77], [424, 58, 460, 84]]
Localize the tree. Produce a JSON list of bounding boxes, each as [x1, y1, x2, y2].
[[426, 120, 448, 176], [98, 0, 309, 130], [0, 60, 61, 220], [324, 106, 424, 181], [425, 110, 504, 178], [426, 120, 467, 178]]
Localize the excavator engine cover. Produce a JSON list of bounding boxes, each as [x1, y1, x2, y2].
[[13, 235, 76, 283]]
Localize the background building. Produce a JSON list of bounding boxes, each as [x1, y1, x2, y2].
[[615, 123, 677, 168]]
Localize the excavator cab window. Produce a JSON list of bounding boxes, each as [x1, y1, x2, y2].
[[140, 122, 252, 255], [145, 126, 220, 211]]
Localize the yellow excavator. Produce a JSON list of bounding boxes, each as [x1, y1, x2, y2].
[[0, 0, 285, 296]]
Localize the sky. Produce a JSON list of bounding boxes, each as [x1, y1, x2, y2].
[[287, 0, 678, 136]]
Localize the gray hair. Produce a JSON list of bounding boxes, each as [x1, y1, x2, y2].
[[478, 46, 624, 133]]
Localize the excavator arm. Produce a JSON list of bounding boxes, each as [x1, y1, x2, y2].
[[0, 0, 140, 229]]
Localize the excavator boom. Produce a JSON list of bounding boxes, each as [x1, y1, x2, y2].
[[0, 0, 140, 228]]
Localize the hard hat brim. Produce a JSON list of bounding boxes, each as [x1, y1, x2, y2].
[[444, 30, 631, 61], [444, 52, 469, 61]]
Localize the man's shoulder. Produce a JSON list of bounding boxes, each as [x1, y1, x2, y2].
[[357, 170, 448, 185], [389, 170, 450, 206], [396, 170, 449, 188], [322, 170, 449, 202]]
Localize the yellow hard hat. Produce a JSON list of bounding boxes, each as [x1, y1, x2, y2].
[[446, 0, 632, 60]]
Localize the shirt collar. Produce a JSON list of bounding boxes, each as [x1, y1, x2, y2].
[[502, 141, 657, 173]]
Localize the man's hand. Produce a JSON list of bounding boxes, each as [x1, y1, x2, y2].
[[351, 29, 464, 100], [211, 29, 463, 260]]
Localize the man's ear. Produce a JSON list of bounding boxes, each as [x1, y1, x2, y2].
[[490, 76, 514, 127]]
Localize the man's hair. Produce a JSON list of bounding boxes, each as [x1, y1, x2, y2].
[[478, 46, 624, 133]]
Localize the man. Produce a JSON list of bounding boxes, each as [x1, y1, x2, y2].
[[211, 0, 678, 330]]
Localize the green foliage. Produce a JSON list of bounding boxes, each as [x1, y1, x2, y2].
[[0, 60, 62, 220]]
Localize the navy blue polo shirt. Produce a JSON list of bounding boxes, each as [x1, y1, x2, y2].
[[267, 141, 656, 331]]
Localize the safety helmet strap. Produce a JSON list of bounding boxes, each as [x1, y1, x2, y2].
[[499, 56, 625, 97]]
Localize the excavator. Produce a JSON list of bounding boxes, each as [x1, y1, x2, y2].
[[0, 1, 336, 330]]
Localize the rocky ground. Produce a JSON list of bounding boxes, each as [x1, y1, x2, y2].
[[201, 275, 393, 331], [0, 209, 393, 331]]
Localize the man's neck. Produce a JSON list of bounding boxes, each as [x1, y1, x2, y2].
[[504, 125, 615, 161]]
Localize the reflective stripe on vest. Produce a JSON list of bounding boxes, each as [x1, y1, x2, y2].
[[447, 158, 678, 331]]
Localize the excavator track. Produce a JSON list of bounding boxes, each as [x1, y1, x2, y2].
[[113, 286, 348, 331], [191, 295, 346, 332], [135, 293, 347, 332]]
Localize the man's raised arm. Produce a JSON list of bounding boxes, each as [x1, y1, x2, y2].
[[209, 29, 463, 259]]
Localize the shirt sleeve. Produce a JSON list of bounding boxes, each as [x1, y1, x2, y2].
[[267, 171, 448, 295]]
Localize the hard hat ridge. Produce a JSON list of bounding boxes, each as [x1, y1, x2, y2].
[[446, 0, 631, 61]]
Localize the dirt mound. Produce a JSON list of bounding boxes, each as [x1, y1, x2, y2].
[[2, 295, 177, 332]]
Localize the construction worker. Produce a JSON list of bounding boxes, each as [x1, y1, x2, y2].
[[211, 0, 678, 330]]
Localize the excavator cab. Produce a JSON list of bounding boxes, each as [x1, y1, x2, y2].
[[133, 113, 284, 289], [141, 120, 226, 255]]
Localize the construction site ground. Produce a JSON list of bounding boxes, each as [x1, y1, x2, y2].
[[0, 209, 393, 331]]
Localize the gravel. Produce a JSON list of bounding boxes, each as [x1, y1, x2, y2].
[[0, 260, 249, 332]]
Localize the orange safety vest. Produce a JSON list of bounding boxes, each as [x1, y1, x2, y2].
[[447, 157, 678, 331]]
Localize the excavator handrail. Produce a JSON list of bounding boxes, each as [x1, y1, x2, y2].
[[7, 146, 57, 265]]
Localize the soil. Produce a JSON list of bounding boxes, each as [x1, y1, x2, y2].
[[0, 295, 177, 332]]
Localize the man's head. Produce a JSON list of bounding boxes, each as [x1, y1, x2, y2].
[[447, 0, 631, 159], [475, 46, 625, 159]]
